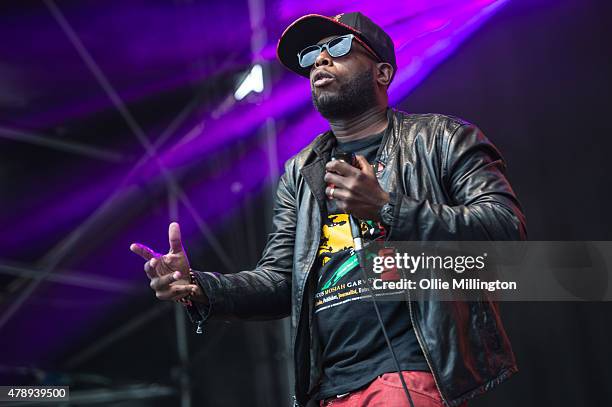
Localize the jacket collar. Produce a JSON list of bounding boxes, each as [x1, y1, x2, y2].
[[300, 131, 334, 214], [299, 108, 400, 212]]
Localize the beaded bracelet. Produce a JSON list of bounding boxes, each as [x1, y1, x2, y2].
[[177, 270, 196, 306]]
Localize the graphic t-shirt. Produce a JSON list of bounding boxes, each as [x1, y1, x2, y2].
[[314, 129, 429, 400]]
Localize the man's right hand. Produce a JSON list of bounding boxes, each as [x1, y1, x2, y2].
[[130, 222, 203, 302]]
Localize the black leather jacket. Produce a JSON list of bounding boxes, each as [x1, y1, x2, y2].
[[192, 109, 527, 407]]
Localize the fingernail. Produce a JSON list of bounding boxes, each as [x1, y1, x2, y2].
[[173, 271, 181, 280]]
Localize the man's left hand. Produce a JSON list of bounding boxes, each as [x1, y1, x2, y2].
[[324, 155, 390, 221]]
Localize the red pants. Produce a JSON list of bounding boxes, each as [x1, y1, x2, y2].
[[319, 371, 467, 407]]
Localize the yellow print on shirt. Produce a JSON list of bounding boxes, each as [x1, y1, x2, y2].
[[318, 214, 353, 266]]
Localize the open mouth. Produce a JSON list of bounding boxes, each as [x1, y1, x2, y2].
[[312, 70, 335, 87]]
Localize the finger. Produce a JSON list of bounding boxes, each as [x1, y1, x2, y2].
[[169, 284, 199, 301], [325, 186, 350, 202], [168, 222, 183, 254], [354, 155, 375, 176], [156, 284, 198, 301], [130, 243, 157, 261], [325, 160, 359, 177], [324, 172, 350, 189], [337, 201, 349, 213], [149, 271, 181, 291], [149, 257, 161, 277], [144, 260, 157, 279], [150, 256, 172, 277]]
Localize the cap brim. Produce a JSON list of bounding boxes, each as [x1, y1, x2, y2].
[[276, 14, 362, 78]]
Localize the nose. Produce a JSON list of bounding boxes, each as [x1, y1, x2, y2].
[[314, 49, 332, 68]]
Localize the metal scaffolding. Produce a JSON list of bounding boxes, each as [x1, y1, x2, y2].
[[0, 0, 291, 405]]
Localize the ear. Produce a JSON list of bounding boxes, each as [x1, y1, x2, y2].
[[375, 62, 394, 87]]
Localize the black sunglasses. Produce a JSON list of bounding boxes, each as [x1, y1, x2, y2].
[[297, 34, 378, 69]]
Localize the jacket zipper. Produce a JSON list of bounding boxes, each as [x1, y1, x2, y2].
[[376, 121, 449, 405], [406, 289, 449, 406]]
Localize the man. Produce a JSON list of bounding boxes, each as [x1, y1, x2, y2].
[[130, 12, 527, 407]]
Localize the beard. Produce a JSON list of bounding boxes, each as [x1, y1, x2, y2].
[[311, 68, 378, 120]]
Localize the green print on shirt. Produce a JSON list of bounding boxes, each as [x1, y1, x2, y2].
[[320, 253, 359, 291]]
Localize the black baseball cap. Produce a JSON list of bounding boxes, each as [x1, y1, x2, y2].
[[276, 12, 397, 80]]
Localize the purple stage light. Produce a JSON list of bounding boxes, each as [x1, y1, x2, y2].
[[2, 0, 508, 259], [0, 143, 283, 366], [146, 76, 311, 174], [1, 0, 511, 368], [0, 0, 252, 128], [389, 0, 510, 104], [154, 0, 509, 175]]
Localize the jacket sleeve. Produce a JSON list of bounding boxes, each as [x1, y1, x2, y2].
[[385, 124, 527, 241], [188, 159, 296, 323]]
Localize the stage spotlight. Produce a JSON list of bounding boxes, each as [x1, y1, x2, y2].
[[234, 64, 264, 101]]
